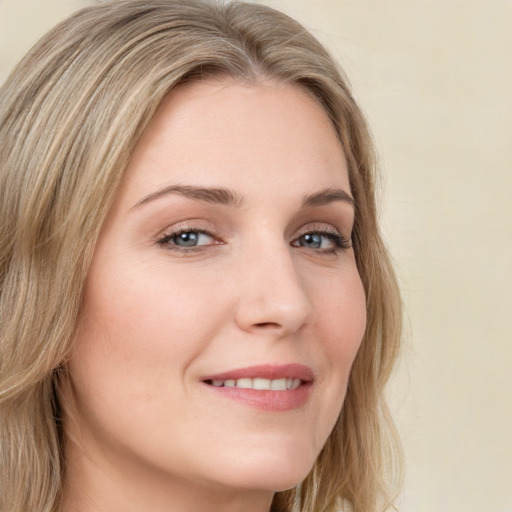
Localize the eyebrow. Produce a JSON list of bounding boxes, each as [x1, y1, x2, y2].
[[131, 184, 245, 210], [131, 184, 354, 211], [301, 188, 354, 208]]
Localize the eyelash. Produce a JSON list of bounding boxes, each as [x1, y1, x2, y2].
[[292, 228, 352, 253], [156, 225, 352, 255]]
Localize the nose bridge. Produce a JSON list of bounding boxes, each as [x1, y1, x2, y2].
[[234, 231, 314, 335]]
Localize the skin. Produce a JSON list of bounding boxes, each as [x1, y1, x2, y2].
[[62, 78, 367, 512]]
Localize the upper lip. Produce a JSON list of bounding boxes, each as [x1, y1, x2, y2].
[[201, 364, 314, 383]]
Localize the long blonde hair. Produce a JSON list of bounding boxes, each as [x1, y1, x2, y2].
[[0, 1, 402, 511]]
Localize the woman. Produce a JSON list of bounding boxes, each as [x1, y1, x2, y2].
[[0, 1, 402, 511]]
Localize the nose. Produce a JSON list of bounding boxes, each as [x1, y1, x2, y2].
[[233, 241, 315, 337]]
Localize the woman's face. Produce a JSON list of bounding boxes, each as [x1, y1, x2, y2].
[[66, 79, 366, 505]]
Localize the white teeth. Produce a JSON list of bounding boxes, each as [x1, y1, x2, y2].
[[253, 378, 270, 390], [236, 378, 252, 388], [270, 378, 287, 391], [209, 377, 302, 390]]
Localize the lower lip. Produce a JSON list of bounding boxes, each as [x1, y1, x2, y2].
[[203, 382, 312, 412]]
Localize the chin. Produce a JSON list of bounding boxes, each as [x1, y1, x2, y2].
[[202, 443, 319, 493], [214, 468, 309, 494]]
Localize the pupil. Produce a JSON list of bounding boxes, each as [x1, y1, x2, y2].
[[176, 232, 198, 246], [303, 233, 321, 248]]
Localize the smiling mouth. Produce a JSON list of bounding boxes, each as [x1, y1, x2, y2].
[[204, 377, 302, 390], [201, 364, 313, 411]]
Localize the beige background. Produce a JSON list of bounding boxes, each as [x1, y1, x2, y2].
[[1, 1, 511, 511]]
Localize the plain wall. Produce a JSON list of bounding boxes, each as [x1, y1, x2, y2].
[[1, 1, 511, 511]]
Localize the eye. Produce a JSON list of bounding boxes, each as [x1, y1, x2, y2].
[[292, 230, 352, 253], [157, 228, 218, 250]]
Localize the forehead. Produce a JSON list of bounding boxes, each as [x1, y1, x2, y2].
[[117, 78, 349, 208]]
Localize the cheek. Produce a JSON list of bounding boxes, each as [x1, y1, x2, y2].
[[310, 269, 366, 418], [316, 267, 367, 358], [65, 261, 228, 448], [68, 256, 237, 413]]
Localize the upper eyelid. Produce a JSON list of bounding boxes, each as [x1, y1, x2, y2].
[[155, 220, 222, 239], [157, 221, 346, 237], [293, 222, 347, 237], [296, 224, 339, 233], [155, 217, 349, 235]]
